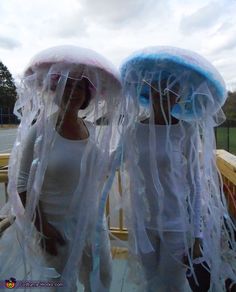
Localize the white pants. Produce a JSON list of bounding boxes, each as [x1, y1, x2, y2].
[[138, 230, 189, 292], [44, 224, 112, 292]]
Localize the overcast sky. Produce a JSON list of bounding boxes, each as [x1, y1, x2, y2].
[[0, 0, 236, 90]]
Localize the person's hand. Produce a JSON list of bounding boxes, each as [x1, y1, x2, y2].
[[193, 238, 202, 259], [183, 238, 202, 265], [33, 206, 66, 256], [41, 222, 66, 256]]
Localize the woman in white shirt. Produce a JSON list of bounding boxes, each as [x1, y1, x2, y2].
[[119, 46, 235, 291], [0, 45, 121, 292]]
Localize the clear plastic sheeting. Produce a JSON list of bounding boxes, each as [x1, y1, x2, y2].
[[0, 45, 121, 291], [119, 46, 236, 291]]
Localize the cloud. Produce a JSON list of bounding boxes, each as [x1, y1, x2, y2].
[[206, 29, 236, 54], [0, 36, 21, 50], [43, 9, 88, 39], [216, 21, 234, 33], [0, 0, 87, 41], [209, 52, 236, 90], [79, 0, 157, 28], [180, 1, 224, 34], [219, 33, 236, 51], [228, 80, 236, 91], [0, 0, 236, 91]]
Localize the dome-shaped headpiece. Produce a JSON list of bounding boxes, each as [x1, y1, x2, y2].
[[121, 46, 227, 120], [24, 45, 121, 98]]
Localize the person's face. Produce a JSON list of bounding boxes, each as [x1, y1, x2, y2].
[[61, 78, 91, 112], [151, 81, 179, 114]]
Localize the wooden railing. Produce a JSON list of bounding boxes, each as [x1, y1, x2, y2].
[[106, 171, 128, 240], [1, 151, 236, 240], [0, 153, 10, 181], [0, 153, 9, 203], [216, 149, 236, 218]]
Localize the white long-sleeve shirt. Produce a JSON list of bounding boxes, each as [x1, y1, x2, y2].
[[17, 122, 94, 223], [134, 121, 202, 237]]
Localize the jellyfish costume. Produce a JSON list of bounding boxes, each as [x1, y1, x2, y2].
[[0, 45, 121, 291], [119, 46, 236, 291]]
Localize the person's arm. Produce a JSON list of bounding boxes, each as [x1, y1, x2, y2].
[[19, 190, 65, 255], [185, 124, 203, 258], [18, 126, 65, 255], [192, 172, 202, 259]]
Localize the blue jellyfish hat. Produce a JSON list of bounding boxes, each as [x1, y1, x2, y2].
[[120, 46, 227, 120]]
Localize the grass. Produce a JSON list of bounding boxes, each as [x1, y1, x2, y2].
[[216, 127, 236, 155], [0, 124, 18, 129]]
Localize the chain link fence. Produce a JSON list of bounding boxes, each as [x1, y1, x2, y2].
[[0, 107, 19, 125], [215, 120, 236, 155]]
